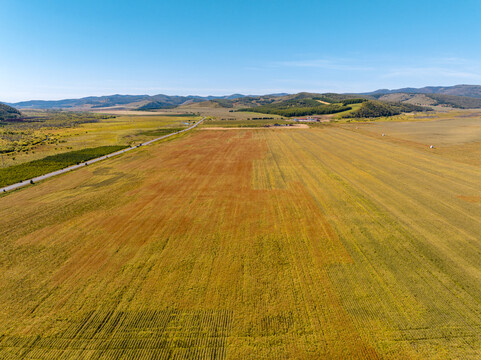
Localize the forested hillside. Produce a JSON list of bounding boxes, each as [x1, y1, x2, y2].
[[344, 100, 427, 118], [0, 103, 21, 120], [367, 84, 481, 98]]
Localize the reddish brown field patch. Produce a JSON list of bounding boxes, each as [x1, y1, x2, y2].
[[457, 195, 481, 203]]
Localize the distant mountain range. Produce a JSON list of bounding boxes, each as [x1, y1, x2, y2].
[[4, 85, 481, 111], [6, 93, 290, 110], [4, 85, 481, 121], [365, 84, 481, 98], [360, 85, 481, 109]]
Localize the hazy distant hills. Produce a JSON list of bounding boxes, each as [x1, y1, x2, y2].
[[5, 85, 481, 111], [373, 93, 481, 109], [366, 84, 481, 98], [6, 93, 289, 110], [183, 90, 481, 111], [8, 95, 150, 110], [358, 85, 481, 109], [6, 94, 240, 110]]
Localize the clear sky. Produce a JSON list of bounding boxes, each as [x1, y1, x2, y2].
[[1, 0, 481, 102]]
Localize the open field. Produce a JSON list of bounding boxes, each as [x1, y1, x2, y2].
[[0, 113, 198, 167], [166, 104, 285, 121], [0, 122, 481, 358], [200, 118, 294, 128], [344, 116, 481, 145], [0, 145, 127, 188], [340, 112, 481, 166], [93, 110, 199, 116], [200, 124, 309, 130]]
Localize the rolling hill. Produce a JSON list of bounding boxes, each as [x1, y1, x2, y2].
[[0, 103, 21, 120], [6, 85, 481, 113], [6, 93, 292, 111], [366, 84, 481, 98], [233, 94, 427, 118], [144, 90, 481, 115], [375, 93, 481, 109], [6, 94, 251, 110], [343, 100, 426, 118]]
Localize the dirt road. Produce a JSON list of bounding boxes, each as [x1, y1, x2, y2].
[[0, 118, 205, 194]]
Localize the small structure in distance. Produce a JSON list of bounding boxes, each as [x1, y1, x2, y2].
[[293, 116, 321, 122]]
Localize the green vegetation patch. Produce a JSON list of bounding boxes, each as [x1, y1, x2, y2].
[[234, 94, 374, 117], [344, 100, 427, 118], [0, 130, 50, 154], [341, 98, 368, 106], [157, 113, 198, 117], [241, 104, 351, 117], [14, 111, 115, 130], [238, 99, 351, 117], [137, 128, 185, 137], [0, 145, 128, 187]]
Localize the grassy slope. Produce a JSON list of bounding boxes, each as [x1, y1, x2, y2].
[[0, 103, 21, 120], [342, 101, 426, 119], [237, 98, 352, 117], [333, 102, 364, 117], [377, 93, 481, 109], [0, 127, 480, 358]]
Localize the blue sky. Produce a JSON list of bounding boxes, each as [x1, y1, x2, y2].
[[1, 0, 481, 101]]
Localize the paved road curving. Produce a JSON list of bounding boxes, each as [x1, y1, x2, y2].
[[1, 117, 205, 194]]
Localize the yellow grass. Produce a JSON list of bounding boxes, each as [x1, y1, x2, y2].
[[339, 114, 481, 166], [0, 125, 480, 358], [2, 114, 196, 167], [167, 105, 284, 121]]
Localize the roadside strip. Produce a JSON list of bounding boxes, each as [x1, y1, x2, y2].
[[0, 117, 205, 193]]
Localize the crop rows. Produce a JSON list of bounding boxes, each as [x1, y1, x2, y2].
[[0, 127, 480, 358], [0, 309, 232, 359], [254, 128, 481, 358]]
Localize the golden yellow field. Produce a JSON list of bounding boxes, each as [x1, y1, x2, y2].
[[340, 112, 481, 167], [0, 121, 480, 358]]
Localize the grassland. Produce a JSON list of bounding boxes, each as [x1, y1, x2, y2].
[[167, 104, 285, 122], [200, 118, 294, 128], [0, 145, 127, 187], [340, 111, 481, 166], [0, 117, 480, 358], [0, 112, 198, 167]]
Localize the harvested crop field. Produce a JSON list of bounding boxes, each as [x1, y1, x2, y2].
[[0, 126, 480, 359], [342, 117, 481, 167], [199, 124, 309, 130]]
